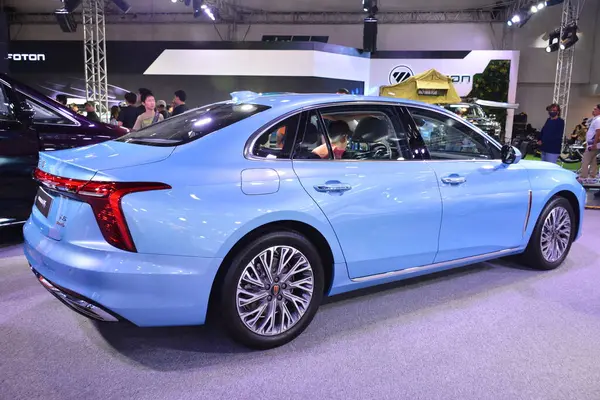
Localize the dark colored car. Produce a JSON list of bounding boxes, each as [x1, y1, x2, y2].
[[0, 74, 127, 228], [443, 103, 502, 140]]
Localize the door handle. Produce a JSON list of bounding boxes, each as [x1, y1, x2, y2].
[[441, 175, 467, 185], [314, 182, 352, 193]]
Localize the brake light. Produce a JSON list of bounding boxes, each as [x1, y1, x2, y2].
[[34, 168, 171, 252]]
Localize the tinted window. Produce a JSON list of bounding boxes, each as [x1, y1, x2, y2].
[[408, 107, 499, 160], [117, 103, 270, 147], [251, 114, 301, 159]]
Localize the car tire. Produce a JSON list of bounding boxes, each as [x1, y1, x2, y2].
[[520, 196, 575, 270], [220, 230, 324, 349]]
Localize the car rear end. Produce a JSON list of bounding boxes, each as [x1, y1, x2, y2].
[[23, 100, 274, 327]]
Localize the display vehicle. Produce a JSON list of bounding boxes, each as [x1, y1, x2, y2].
[[23, 92, 585, 349], [442, 102, 502, 140], [0, 74, 128, 228]]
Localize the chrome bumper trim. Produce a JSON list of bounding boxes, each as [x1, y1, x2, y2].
[[33, 268, 118, 322]]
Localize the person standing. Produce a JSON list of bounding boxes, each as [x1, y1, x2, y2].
[[84, 102, 100, 122], [109, 106, 120, 126], [537, 103, 564, 164], [171, 90, 189, 117], [579, 104, 600, 183], [157, 100, 169, 120], [117, 92, 139, 130], [132, 92, 164, 131], [137, 88, 152, 115], [56, 94, 68, 106]]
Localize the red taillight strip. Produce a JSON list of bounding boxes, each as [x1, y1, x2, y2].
[[33, 168, 171, 252]]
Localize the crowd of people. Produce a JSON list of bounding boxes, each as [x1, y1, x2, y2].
[[55, 88, 190, 131]]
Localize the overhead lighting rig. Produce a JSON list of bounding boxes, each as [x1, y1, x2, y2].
[[507, 0, 563, 27]]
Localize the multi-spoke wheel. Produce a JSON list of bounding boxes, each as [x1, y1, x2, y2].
[[221, 231, 324, 349], [521, 196, 575, 270]]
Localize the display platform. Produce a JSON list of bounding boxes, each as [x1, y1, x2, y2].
[[585, 188, 600, 209]]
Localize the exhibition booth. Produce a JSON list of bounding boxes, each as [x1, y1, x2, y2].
[[8, 41, 519, 139]]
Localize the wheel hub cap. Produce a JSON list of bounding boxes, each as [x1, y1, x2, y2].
[[540, 206, 571, 263], [236, 246, 314, 337]]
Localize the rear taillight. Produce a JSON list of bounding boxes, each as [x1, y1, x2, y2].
[[34, 168, 170, 252]]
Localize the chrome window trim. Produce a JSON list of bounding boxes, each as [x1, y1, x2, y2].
[[244, 100, 502, 162], [16, 89, 80, 127]]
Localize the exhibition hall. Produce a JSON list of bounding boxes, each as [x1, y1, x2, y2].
[[2, 0, 600, 398]]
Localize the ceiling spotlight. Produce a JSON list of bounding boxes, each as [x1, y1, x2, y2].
[[171, 0, 177, 3], [204, 7, 216, 20], [531, 5, 538, 12], [561, 24, 579, 50], [537, 2, 546, 9], [192, 0, 203, 17], [507, 20, 513, 26], [362, 0, 378, 16], [511, 15, 521, 23], [546, 28, 561, 52]]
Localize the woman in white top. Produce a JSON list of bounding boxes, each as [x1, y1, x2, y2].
[[133, 92, 164, 131]]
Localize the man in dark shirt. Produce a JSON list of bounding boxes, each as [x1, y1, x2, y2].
[[84, 102, 100, 122], [538, 103, 565, 164], [171, 90, 189, 116], [117, 92, 140, 129]]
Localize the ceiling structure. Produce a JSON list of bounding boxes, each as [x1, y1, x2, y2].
[[4, 0, 516, 24]]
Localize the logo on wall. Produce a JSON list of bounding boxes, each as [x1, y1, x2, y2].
[[389, 65, 414, 85], [7, 53, 46, 62]]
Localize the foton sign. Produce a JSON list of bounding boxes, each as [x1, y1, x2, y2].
[[8, 53, 46, 61]]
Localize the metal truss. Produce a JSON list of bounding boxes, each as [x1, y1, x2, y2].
[[15, 9, 506, 25], [553, 0, 583, 132], [82, 0, 108, 122]]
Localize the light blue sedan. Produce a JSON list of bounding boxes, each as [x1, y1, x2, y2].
[[24, 93, 585, 349]]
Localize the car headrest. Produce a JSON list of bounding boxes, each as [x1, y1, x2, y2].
[[301, 123, 321, 147], [354, 117, 389, 142]]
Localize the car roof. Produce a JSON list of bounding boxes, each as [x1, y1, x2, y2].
[[240, 93, 449, 115]]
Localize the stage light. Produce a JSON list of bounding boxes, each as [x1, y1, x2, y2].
[[546, 28, 561, 52], [511, 14, 521, 23], [561, 24, 579, 50], [171, 0, 178, 3], [507, 20, 513, 26], [531, 5, 538, 12], [362, 0, 378, 16], [204, 7, 216, 20], [192, 0, 203, 17], [537, 2, 546, 9]]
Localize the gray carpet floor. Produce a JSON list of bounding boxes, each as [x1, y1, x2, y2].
[[2, 212, 600, 400]]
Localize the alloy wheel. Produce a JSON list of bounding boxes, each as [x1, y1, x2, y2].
[[236, 246, 314, 336], [540, 206, 572, 263]]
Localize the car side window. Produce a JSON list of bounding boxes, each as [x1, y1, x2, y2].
[[295, 106, 411, 161], [28, 100, 71, 125], [0, 84, 15, 121], [251, 113, 300, 159], [407, 107, 499, 160]]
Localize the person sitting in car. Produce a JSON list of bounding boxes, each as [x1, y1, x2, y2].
[[312, 120, 350, 159]]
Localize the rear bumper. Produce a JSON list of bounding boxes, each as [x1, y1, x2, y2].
[[23, 219, 223, 327]]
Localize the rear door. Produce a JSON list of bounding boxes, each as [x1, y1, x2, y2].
[[403, 105, 531, 263], [292, 104, 442, 280], [0, 82, 39, 226]]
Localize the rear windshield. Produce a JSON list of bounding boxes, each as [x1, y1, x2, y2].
[[116, 103, 270, 147]]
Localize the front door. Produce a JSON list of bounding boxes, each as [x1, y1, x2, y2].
[[0, 84, 39, 225], [404, 106, 531, 263], [292, 105, 442, 280]]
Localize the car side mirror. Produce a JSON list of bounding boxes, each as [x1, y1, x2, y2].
[[501, 144, 522, 165], [18, 101, 35, 123]]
